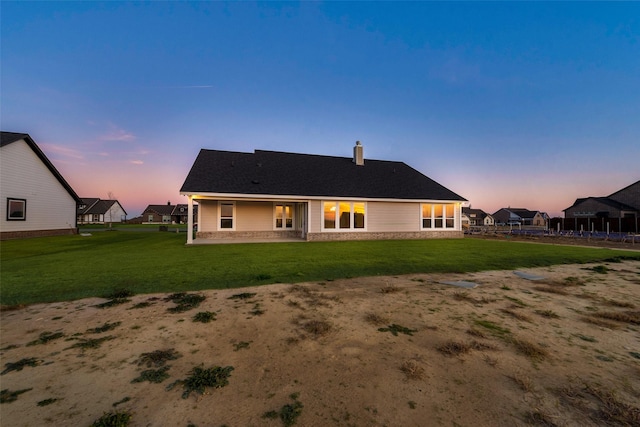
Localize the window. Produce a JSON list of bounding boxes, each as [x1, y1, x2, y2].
[[422, 204, 432, 228], [445, 204, 454, 228], [162, 215, 171, 223], [339, 202, 350, 228], [220, 202, 235, 229], [323, 202, 336, 229], [275, 204, 293, 229], [422, 203, 456, 229], [148, 215, 154, 222], [6, 198, 26, 221], [323, 201, 366, 231], [354, 202, 365, 229], [92, 214, 100, 222]]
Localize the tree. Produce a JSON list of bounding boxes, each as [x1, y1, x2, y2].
[[106, 191, 118, 230]]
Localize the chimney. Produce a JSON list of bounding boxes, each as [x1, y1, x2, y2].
[[353, 141, 364, 166]]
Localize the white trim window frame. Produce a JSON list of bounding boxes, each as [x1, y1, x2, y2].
[[274, 203, 294, 230], [218, 201, 236, 230], [422, 203, 456, 230], [6, 198, 26, 221], [322, 201, 366, 231]]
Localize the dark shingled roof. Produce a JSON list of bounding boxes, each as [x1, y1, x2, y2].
[[180, 149, 466, 201], [564, 197, 637, 212], [143, 204, 176, 216]]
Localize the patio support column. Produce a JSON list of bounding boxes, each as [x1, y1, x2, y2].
[[187, 195, 194, 244]]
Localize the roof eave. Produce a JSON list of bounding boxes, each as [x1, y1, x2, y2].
[[180, 191, 466, 204]]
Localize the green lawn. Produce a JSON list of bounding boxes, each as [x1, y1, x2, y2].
[[2, 232, 638, 306]]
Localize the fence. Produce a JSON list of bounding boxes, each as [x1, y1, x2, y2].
[[467, 223, 638, 245], [550, 217, 639, 234]]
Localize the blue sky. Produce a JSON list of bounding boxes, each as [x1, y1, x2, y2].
[[2, 1, 638, 217]]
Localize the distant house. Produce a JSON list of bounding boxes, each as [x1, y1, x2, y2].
[[77, 198, 127, 225], [563, 180, 639, 232], [141, 203, 197, 224], [462, 207, 494, 227], [179, 142, 467, 243], [1, 131, 81, 239], [492, 208, 547, 227]]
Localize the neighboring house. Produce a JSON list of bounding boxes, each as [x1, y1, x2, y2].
[[171, 204, 194, 224], [492, 208, 547, 227], [77, 198, 127, 224], [179, 142, 467, 243], [462, 207, 494, 227], [142, 203, 175, 224], [141, 202, 197, 224], [563, 180, 639, 232], [1, 131, 81, 239]]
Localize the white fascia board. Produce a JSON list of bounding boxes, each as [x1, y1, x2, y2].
[[180, 191, 462, 204]]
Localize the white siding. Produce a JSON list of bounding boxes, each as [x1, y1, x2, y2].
[[198, 200, 218, 232], [367, 201, 420, 232], [1, 139, 77, 232], [309, 200, 423, 232], [308, 200, 322, 233], [104, 203, 127, 223], [236, 201, 273, 231]]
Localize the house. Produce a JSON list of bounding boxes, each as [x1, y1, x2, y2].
[[492, 208, 547, 227], [179, 142, 467, 243], [462, 207, 495, 227], [1, 131, 81, 239], [141, 202, 197, 224], [563, 180, 639, 232], [77, 198, 127, 225]]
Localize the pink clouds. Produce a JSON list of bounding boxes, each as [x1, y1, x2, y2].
[[38, 143, 84, 160], [99, 124, 136, 142]]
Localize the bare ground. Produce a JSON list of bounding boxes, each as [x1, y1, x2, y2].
[[1, 260, 639, 427]]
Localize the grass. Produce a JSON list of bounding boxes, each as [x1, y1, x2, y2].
[[378, 324, 417, 336], [27, 331, 65, 346], [1, 388, 33, 403], [165, 293, 206, 313], [67, 336, 115, 351], [1, 358, 41, 375], [192, 311, 216, 323], [90, 410, 132, 427], [400, 359, 425, 380], [87, 321, 121, 334], [166, 365, 234, 399], [593, 310, 640, 325], [37, 397, 60, 406], [136, 349, 181, 367], [131, 366, 171, 384], [509, 337, 549, 360], [556, 383, 640, 426], [2, 232, 639, 306], [473, 319, 511, 337], [263, 393, 304, 427]]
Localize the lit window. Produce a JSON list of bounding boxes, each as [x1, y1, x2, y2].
[[422, 203, 456, 229], [275, 204, 293, 229], [434, 204, 443, 228], [445, 204, 455, 228], [354, 203, 365, 229], [324, 202, 336, 229], [339, 202, 351, 228], [323, 201, 366, 231], [422, 204, 432, 228]]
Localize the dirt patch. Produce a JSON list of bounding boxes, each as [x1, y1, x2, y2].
[[1, 260, 639, 426]]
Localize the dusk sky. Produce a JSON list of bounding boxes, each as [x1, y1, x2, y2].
[[2, 2, 638, 218]]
